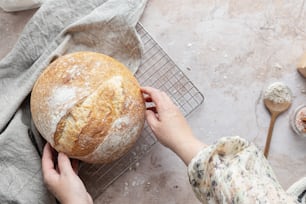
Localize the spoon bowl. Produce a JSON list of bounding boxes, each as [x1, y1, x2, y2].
[[263, 99, 291, 157]]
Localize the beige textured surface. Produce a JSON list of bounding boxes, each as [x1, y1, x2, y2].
[[1, 0, 306, 203]]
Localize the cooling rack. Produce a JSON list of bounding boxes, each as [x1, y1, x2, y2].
[[79, 23, 204, 200]]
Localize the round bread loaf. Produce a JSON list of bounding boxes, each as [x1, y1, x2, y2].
[[30, 52, 145, 164]]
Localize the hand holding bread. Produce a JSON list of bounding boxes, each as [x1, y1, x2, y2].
[[42, 143, 93, 204], [141, 87, 206, 165]]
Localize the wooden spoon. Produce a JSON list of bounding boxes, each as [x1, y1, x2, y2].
[[263, 99, 291, 158]]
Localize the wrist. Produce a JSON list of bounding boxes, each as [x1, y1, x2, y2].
[[170, 134, 206, 165], [62, 196, 93, 204]]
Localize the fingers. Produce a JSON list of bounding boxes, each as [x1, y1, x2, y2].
[[42, 143, 56, 173], [147, 106, 157, 113], [145, 109, 159, 129], [141, 87, 173, 111], [143, 94, 153, 103], [57, 152, 74, 175], [141, 87, 164, 108], [42, 143, 77, 177], [42, 143, 58, 180], [140, 86, 156, 94]]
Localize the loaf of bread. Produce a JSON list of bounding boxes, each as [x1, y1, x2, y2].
[[30, 52, 145, 164]]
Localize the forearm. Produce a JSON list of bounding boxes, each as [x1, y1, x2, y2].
[[170, 134, 207, 165]]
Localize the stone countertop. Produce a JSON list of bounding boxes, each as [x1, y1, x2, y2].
[[1, 1, 306, 203]]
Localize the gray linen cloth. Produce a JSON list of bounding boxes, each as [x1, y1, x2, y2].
[[0, 0, 147, 203]]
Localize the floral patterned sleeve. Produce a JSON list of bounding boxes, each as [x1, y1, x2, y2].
[[187, 136, 297, 204]]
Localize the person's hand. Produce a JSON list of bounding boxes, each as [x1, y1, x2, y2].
[[141, 86, 193, 148], [141, 87, 206, 165], [42, 143, 93, 204]]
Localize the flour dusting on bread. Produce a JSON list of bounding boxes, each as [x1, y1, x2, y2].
[[48, 86, 78, 132], [30, 52, 145, 163]]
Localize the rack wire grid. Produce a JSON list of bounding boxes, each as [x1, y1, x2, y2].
[[79, 23, 204, 200]]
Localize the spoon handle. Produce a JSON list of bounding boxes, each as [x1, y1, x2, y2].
[[264, 113, 278, 158]]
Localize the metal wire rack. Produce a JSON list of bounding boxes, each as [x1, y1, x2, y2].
[[79, 23, 204, 200]]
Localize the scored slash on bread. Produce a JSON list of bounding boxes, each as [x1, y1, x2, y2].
[[30, 52, 145, 164]]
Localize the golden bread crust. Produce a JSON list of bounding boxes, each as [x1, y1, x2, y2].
[[31, 52, 145, 163]]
